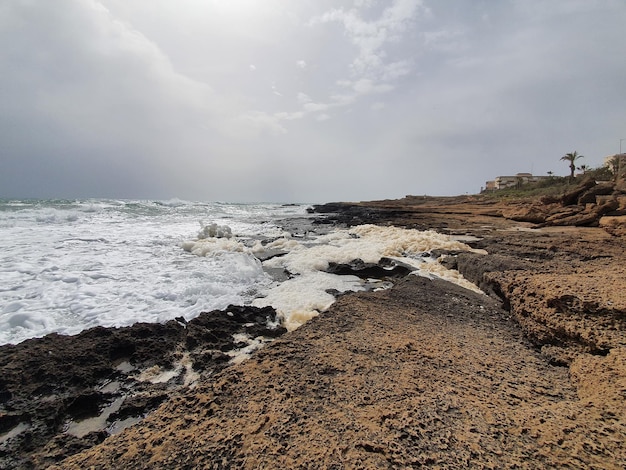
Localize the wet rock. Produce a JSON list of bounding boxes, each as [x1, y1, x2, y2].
[[109, 393, 168, 423], [326, 257, 415, 279], [0, 305, 284, 469], [65, 393, 105, 421], [310, 202, 413, 227]]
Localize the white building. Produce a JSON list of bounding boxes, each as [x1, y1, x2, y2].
[[484, 173, 550, 191]]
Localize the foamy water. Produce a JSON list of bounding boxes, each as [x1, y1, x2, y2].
[[0, 199, 482, 345], [250, 224, 484, 330]]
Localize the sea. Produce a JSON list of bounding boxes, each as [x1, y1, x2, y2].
[[0, 198, 481, 345]]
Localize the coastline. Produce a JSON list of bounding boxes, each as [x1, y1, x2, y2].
[[3, 194, 626, 468]]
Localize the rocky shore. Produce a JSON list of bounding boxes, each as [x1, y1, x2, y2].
[[2, 187, 626, 468], [0, 307, 286, 469]]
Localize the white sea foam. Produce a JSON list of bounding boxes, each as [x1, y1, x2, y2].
[[197, 222, 233, 239], [181, 237, 247, 257], [251, 224, 483, 330], [227, 333, 272, 365], [253, 271, 364, 330]]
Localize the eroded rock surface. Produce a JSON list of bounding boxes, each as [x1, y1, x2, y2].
[[56, 277, 625, 469]]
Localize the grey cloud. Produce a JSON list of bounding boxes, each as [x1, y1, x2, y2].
[[313, 0, 424, 81], [1, 0, 625, 202], [0, 0, 233, 198]]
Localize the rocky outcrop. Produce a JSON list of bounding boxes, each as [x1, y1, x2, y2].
[[310, 203, 415, 227], [501, 203, 555, 223], [311, 183, 626, 235], [503, 180, 626, 231], [576, 182, 615, 204], [543, 200, 618, 227], [452, 252, 626, 358], [559, 179, 598, 206]]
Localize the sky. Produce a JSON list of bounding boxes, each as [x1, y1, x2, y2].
[[1, 0, 625, 203]]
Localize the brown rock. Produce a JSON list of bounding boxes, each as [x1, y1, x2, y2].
[[543, 200, 619, 228], [600, 215, 626, 237], [560, 179, 597, 206], [501, 203, 552, 223], [577, 181, 615, 204], [614, 176, 626, 193]]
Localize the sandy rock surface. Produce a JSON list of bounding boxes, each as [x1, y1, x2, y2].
[[56, 277, 624, 469]]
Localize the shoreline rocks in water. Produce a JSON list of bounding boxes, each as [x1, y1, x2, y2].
[[0, 306, 285, 469], [3, 190, 626, 468]]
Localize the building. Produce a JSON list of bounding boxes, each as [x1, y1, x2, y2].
[[484, 173, 550, 191], [484, 180, 497, 191], [604, 153, 626, 177]]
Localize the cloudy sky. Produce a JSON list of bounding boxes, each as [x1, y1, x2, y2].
[[1, 0, 625, 202]]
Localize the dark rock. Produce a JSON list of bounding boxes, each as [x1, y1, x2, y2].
[[0, 304, 285, 468], [65, 393, 105, 420], [438, 254, 459, 270], [310, 203, 413, 227], [326, 258, 415, 279], [430, 249, 467, 259], [110, 393, 169, 423], [453, 253, 530, 299], [29, 431, 108, 469], [192, 351, 231, 370], [0, 413, 21, 434], [255, 249, 288, 262]]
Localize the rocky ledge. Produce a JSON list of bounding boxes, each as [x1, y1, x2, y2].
[[311, 176, 626, 235]]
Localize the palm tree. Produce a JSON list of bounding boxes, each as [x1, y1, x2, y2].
[[577, 164, 589, 174], [561, 151, 583, 181]]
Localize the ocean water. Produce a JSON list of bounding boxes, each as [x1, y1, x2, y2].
[[0, 199, 482, 345]]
